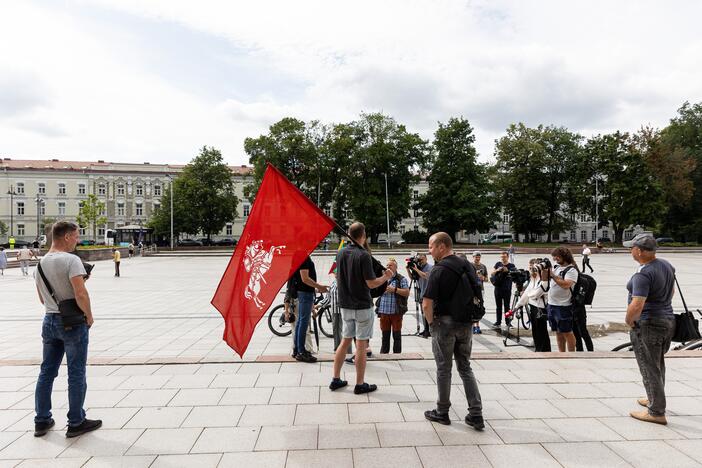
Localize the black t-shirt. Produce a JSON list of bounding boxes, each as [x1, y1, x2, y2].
[[294, 256, 316, 293], [337, 244, 376, 309], [424, 255, 482, 316], [492, 261, 516, 290]]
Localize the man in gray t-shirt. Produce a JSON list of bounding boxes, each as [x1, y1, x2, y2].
[[625, 234, 676, 425], [33, 221, 101, 439]]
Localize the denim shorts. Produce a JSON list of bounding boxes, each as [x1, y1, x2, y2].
[[547, 304, 573, 333], [341, 307, 374, 340]]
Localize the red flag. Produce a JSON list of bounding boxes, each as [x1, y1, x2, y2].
[[211, 164, 336, 357]]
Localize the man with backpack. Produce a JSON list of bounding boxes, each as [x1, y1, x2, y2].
[[490, 251, 516, 328], [423, 232, 484, 430], [376, 258, 409, 354]]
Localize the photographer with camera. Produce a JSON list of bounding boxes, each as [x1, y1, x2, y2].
[[490, 251, 516, 328], [514, 258, 551, 352], [377, 259, 410, 353], [539, 247, 578, 352], [406, 253, 433, 337], [472, 252, 488, 334]]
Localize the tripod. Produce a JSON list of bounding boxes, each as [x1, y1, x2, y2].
[[407, 277, 425, 336], [502, 285, 534, 349]]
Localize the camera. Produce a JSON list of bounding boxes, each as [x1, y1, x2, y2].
[[508, 269, 530, 292], [530, 257, 552, 274], [405, 253, 423, 281]]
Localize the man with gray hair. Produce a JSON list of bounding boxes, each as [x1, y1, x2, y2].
[[33, 221, 102, 438], [625, 234, 676, 425]]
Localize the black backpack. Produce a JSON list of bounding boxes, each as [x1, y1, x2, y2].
[[561, 266, 597, 306], [437, 259, 484, 323]]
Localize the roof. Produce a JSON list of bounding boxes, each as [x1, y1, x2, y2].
[[0, 158, 253, 176]]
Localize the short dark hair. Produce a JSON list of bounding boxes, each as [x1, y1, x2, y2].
[[52, 221, 79, 239], [430, 232, 453, 249], [348, 222, 365, 241]]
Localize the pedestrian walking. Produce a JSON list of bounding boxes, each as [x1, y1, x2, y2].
[[582, 244, 594, 273], [18, 245, 37, 276], [626, 235, 676, 425], [0, 247, 7, 275], [128, 242, 134, 258], [423, 232, 484, 430], [33, 221, 102, 438], [508, 243, 516, 264], [330, 222, 392, 394], [112, 248, 121, 277]]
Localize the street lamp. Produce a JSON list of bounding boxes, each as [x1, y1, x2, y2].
[[166, 174, 174, 250], [384, 173, 391, 248], [6, 185, 17, 237], [35, 195, 44, 242]]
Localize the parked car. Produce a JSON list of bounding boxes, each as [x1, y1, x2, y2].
[[481, 232, 514, 244], [177, 239, 203, 247], [597, 237, 612, 243], [1, 239, 32, 249], [196, 238, 214, 246], [214, 238, 237, 246], [656, 237, 676, 245]]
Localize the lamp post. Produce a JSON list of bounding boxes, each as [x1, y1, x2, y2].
[[7, 185, 17, 237], [166, 175, 174, 250], [35, 195, 44, 242], [595, 177, 599, 242], [384, 173, 391, 248]]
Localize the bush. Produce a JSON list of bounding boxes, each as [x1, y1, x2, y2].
[[402, 230, 429, 244]]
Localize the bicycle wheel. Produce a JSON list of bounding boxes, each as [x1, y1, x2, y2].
[[611, 342, 633, 352], [268, 304, 293, 337], [679, 339, 702, 351], [317, 306, 334, 338]]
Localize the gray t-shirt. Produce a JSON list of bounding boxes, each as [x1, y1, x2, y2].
[[627, 258, 675, 320], [34, 252, 86, 313], [548, 264, 578, 306], [418, 263, 433, 298]]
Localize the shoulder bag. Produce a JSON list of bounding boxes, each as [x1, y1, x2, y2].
[[37, 262, 86, 329], [672, 275, 701, 343]]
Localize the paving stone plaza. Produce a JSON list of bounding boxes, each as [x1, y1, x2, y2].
[[1, 251, 701, 467]]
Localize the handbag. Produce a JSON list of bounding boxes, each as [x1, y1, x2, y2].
[[37, 262, 86, 329], [672, 276, 701, 343]]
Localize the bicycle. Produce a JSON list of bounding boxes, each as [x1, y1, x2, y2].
[[267, 293, 331, 337], [611, 308, 702, 352]]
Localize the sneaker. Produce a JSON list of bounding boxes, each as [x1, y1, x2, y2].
[[424, 409, 451, 425], [465, 414, 485, 430], [329, 378, 348, 391], [66, 419, 102, 438], [630, 410, 667, 425], [492, 321, 501, 328], [475, 327, 482, 334], [295, 352, 317, 363], [34, 419, 55, 437], [353, 383, 378, 394], [344, 356, 355, 364]]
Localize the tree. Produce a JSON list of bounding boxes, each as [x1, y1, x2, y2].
[[337, 113, 429, 243], [0, 220, 7, 238], [76, 194, 107, 242], [148, 179, 197, 243], [659, 101, 702, 241], [584, 132, 665, 243], [175, 146, 239, 241], [419, 117, 496, 241]]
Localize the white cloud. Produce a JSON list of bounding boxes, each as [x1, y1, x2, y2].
[[1, 0, 701, 164]]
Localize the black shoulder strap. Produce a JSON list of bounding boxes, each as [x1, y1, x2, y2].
[[438, 259, 479, 298], [36, 261, 58, 302], [674, 275, 690, 315]]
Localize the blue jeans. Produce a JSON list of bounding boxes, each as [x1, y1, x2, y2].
[[35, 314, 89, 427], [295, 292, 314, 354]]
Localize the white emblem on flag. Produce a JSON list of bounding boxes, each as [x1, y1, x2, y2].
[[243, 240, 285, 309]]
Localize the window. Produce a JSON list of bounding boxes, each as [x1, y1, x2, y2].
[[226, 224, 233, 236], [40, 203, 45, 216], [117, 184, 125, 196], [38, 182, 46, 194], [16, 182, 25, 194], [399, 225, 406, 234], [78, 183, 85, 195], [17, 224, 25, 236], [414, 225, 419, 232], [602, 230, 609, 239], [58, 183, 66, 195], [154, 185, 161, 196], [98, 227, 105, 237], [16, 202, 25, 216], [79, 227, 86, 236], [324, 208, 331, 217], [413, 190, 419, 200], [581, 230, 587, 241], [136, 185, 143, 196], [58, 202, 66, 216], [135, 203, 143, 216], [243, 204, 250, 217], [98, 184, 106, 196], [502, 214, 510, 224], [117, 202, 125, 216], [414, 209, 419, 217], [570, 230, 576, 241], [591, 230, 596, 241]]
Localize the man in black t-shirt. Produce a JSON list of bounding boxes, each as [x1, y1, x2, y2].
[[422, 232, 484, 430], [490, 251, 516, 327], [292, 255, 328, 363], [330, 222, 392, 394]]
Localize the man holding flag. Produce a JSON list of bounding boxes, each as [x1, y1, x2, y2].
[[330, 222, 393, 394]]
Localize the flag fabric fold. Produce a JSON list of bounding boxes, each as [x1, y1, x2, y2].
[[211, 164, 336, 357]]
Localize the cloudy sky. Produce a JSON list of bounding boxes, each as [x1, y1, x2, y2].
[[1, 0, 701, 165]]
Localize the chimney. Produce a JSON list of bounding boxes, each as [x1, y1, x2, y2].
[[51, 159, 59, 162], [97, 160, 105, 163]]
